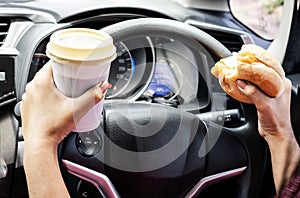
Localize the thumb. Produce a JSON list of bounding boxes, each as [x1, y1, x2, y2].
[[236, 80, 268, 105], [72, 81, 110, 121]]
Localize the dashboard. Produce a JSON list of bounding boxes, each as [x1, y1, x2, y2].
[[0, 0, 277, 197], [0, 2, 260, 109], [14, 9, 256, 113], [29, 33, 214, 110]]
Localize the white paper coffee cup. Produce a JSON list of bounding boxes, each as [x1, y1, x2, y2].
[[46, 28, 116, 132]]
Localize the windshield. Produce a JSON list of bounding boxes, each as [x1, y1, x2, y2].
[[230, 0, 284, 40]]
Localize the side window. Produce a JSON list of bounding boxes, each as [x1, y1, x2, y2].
[[229, 0, 284, 40]]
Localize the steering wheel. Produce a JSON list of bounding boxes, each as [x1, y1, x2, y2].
[[60, 18, 269, 198]]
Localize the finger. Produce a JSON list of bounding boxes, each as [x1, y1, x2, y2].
[[282, 78, 292, 95], [39, 61, 51, 72], [21, 92, 27, 102], [236, 79, 269, 105], [25, 81, 32, 93], [34, 62, 53, 82], [33, 61, 49, 77], [72, 81, 109, 120], [40, 61, 53, 79]]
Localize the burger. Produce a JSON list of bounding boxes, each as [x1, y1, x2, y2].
[[211, 44, 285, 104]]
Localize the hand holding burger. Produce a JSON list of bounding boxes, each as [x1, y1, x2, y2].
[[212, 44, 300, 195], [211, 44, 285, 104]]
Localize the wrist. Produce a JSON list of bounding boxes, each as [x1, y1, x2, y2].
[[24, 138, 58, 162], [23, 140, 59, 177], [263, 124, 295, 144]]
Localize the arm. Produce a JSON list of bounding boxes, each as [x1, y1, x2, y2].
[[23, 140, 70, 198], [21, 62, 109, 197], [236, 78, 300, 193]]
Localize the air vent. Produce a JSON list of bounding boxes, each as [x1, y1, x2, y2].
[[203, 29, 244, 52], [185, 20, 253, 53], [0, 17, 11, 47]]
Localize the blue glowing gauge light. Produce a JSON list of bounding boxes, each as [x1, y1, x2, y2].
[[106, 42, 135, 98], [147, 58, 178, 98]]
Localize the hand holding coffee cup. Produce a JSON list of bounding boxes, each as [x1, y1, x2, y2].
[[46, 28, 116, 132]]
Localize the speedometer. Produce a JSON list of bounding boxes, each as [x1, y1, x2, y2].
[[106, 42, 135, 98], [29, 36, 154, 101]]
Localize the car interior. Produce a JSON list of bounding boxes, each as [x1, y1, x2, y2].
[[0, 0, 300, 197]]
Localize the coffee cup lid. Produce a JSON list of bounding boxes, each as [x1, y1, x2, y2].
[[46, 28, 116, 63]]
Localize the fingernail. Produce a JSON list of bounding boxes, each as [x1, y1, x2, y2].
[[98, 81, 104, 87], [236, 80, 247, 89], [99, 81, 108, 92]]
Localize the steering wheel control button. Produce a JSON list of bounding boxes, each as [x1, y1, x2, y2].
[[76, 130, 102, 157], [77, 180, 103, 198]]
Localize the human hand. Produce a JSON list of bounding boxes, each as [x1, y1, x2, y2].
[[236, 78, 293, 142], [20, 62, 109, 148], [236, 78, 300, 192]]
